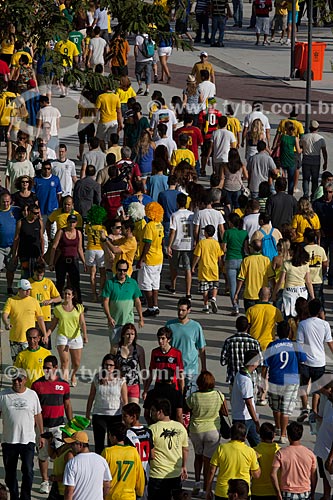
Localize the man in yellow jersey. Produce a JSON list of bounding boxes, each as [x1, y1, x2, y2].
[[170, 133, 196, 170], [101, 219, 137, 277], [46, 195, 83, 238], [54, 34, 79, 97], [2, 278, 47, 361], [102, 423, 145, 500], [14, 327, 51, 388], [95, 84, 122, 151]]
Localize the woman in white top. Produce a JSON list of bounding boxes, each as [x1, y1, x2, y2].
[[86, 354, 128, 454]]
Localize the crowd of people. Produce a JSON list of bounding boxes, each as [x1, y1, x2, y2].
[[0, 2, 333, 500]]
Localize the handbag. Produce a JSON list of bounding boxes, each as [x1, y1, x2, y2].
[[220, 414, 231, 439]]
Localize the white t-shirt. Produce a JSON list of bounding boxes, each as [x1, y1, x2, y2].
[[198, 81, 216, 110], [63, 452, 112, 500], [244, 110, 271, 136], [150, 109, 177, 141], [300, 132, 326, 158], [0, 387, 42, 444], [94, 8, 108, 30], [297, 317, 332, 367], [52, 159, 77, 196], [135, 34, 154, 63], [314, 398, 333, 460], [6, 160, 35, 190], [211, 128, 236, 162], [155, 137, 177, 159], [37, 105, 61, 136], [170, 209, 195, 251], [193, 208, 225, 241], [243, 213, 260, 240], [231, 371, 254, 421], [89, 37, 107, 66]]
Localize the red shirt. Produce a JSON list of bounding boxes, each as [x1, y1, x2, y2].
[[149, 346, 184, 389], [0, 60, 10, 77], [254, 0, 272, 17], [175, 125, 203, 161], [198, 109, 223, 141], [32, 376, 70, 428]]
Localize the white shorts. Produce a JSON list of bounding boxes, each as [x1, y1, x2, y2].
[[158, 47, 172, 57], [96, 121, 118, 142], [85, 249, 105, 268], [56, 335, 83, 349], [138, 263, 162, 291], [282, 286, 308, 317], [256, 17, 270, 34], [37, 425, 63, 461]]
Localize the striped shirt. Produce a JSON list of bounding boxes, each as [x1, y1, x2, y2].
[[220, 332, 263, 383]]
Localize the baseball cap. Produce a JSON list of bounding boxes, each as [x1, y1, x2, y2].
[[12, 368, 27, 379], [17, 278, 32, 290], [64, 431, 89, 444], [310, 120, 319, 129], [67, 214, 78, 222], [200, 51, 208, 57], [28, 79, 37, 88]]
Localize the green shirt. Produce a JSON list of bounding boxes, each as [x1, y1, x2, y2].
[[222, 227, 248, 260], [280, 134, 296, 170], [102, 276, 141, 326], [69, 31, 84, 55], [186, 389, 223, 433]]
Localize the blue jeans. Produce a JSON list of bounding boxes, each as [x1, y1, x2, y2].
[[302, 162, 320, 199], [226, 190, 241, 209], [3, 442, 35, 500], [232, 0, 243, 25], [233, 419, 260, 447], [225, 259, 242, 306], [211, 15, 227, 45], [283, 166, 296, 195]]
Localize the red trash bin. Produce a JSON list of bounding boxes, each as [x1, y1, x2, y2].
[[294, 41, 327, 81]]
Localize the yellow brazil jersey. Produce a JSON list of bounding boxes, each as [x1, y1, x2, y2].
[[85, 224, 107, 251], [1, 39, 14, 55], [237, 254, 275, 300], [252, 442, 280, 496], [10, 50, 33, 67], [54, 39, 79, 67], [170, 148, 196, 168], [29, 277, 60, 321], [0, 91, 18, 127], [14, 347, 51, 388], [277, 118, 304, 138], [275, 0, 288, 15], [194, 238, 223, 282], [246, 302, 283, 351], [3, 295, 43, 343], [116, 87, 137, 105], [48, 209, 83, 231], [133, 219, 147, 261], [291, 213, 320, 243], [227, 116, 242, 138], [142, 221, 164, 266], [95, 92, 121, 123], [211, 440, 260, 497], [105, 145, 122, 162], [102, 444, 145, 500], [112, 236, 137, 276]]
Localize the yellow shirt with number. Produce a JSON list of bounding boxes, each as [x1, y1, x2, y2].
[[48, 209, 83, 231], [95, 92, 121, 123], [238, 254, 275, 300], [54, 39, 79, 67], [246, 302, 283, 351], [29, 277, 60, 321], [211, 440, 260, 497], [170, 148, 196, 168], [102, 444, 145, 500], [112, 236, 137, 276], [291, 213, 321, 243], [3, 295, 43, 343], [14, 347, 51, 387], [85, 224, 107, 251], [142, 221, 164, 266], [194, 238, 223, 282]]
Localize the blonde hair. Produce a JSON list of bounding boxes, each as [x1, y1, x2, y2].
[[135, 130, 152, 157], [297, 197, 315, 220], [277, 238, 291, 260], [249, 119, 264, 144], [119, 76, 131, 91], [186, 81, 198, 97]]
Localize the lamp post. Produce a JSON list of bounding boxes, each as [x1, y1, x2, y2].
[[290, 0, 296, 78], [305, 0, 313, 132]]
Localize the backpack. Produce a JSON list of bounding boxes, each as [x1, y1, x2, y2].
[[140, 36, 155, 58], [260, 227, 278, 261]]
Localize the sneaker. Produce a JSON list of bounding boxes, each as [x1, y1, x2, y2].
[[144, 90, 149, 96], [263, 40, 270, 45], [165, 284, 176, 295], [142, 308, 155, 317], [257, 399, 268, 406], [210, 297, 218, 313], [285, 39, 291, 46], [137, 88, 144, 95], [279, 436, 288, 444], [270, 37, 275, 42], [192, 483, 201, 497], [154, 75, 159, 83], [40, 481, 50, 494], [153, 307, 160, 316], [297, 409, 309, 422], [202, 305, 210, 314]]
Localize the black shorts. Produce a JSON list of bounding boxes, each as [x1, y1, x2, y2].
[[299, 364, 325, 387], [111, 65, 128, 77], [148, 476, 182, 500], [317, 456, 325, 479], [201, 139, 211, 157], [78, 123, 95, 145]]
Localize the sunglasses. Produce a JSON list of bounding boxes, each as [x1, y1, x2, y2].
[[32, 212, 40, 215], [21, 180, 29, 183], [105, 363, 115, 367], [43, 167, 51, 170], [117, 269, 127, 273], [114, 226, 122, 229]]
